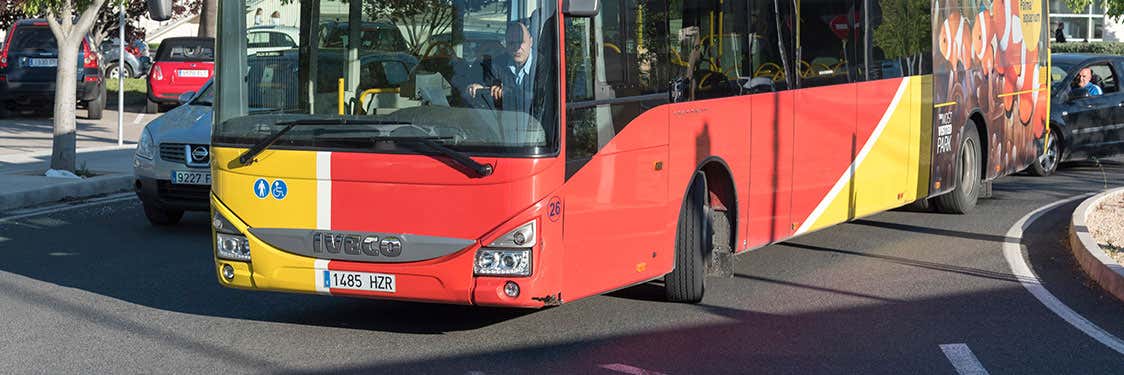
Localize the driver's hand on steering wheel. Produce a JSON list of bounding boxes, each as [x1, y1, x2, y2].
[[466, 83, 504, 100]]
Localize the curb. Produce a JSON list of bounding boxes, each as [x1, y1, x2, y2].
[[1069, 186, 1124, 303], [0, 174, 134, 213]]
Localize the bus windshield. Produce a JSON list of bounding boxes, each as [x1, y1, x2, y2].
[[215, 0, 559, 157]]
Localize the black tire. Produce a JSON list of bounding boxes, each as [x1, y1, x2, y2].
[[0, 103, 9, 118], [145, 97, 159, 114], [87, 85, 105, 120], [665, 173, 708, 303], [1029, 130, 1060, 176], [143, 201, 184, 226], [902, 197, 932, 212], [105, 63, 133, 79], [934, 123, 982, 214]]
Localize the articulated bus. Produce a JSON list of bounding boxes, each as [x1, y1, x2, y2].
[[150, 0, 1049, 307]]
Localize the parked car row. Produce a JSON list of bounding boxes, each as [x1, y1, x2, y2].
[[0, 19, 106, 119]]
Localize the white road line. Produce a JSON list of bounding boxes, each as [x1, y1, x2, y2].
[[1003, 193, 1124, 355], [0, 192, 135, 222], [940, 344, 990, 375], [132, 113, 146, 125], [598, 363, 666, 375]]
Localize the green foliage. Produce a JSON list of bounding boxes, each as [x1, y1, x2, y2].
[[1066, 0, 1124, 21], [365, 0, 456, 54], [872, 0, 930, 60], [1051, 41, 1124, 54]]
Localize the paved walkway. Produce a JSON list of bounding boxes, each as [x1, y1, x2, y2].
[[0, 110, 151, 213]]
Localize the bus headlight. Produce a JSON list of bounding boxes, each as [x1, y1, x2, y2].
[[475, 220, 536, 276], [213, 212, 251, 262], [216, 233, 251, 262], [474, 249, 531, 276]]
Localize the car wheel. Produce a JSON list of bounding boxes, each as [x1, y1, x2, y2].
[[665, 172, 708, 303], [1029, 130, 1060, 176], [934, 123, 982, 214], [146, 97, 159, 114], [143, 201, 184, 226], [105, 63, 132, 80], [87, 85, 106, 120]]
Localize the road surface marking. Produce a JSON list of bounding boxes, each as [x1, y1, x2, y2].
[[0, 192, 135, 222], [599, 363, 666, 375], [1003, 193, 1124, 355], [132, 114, 146, 125], [940, 343, 990, 375]]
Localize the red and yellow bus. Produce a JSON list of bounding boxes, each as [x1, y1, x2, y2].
[[198, 0, 1048, 307]]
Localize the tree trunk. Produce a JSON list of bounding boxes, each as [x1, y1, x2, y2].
[[199, 0, 218, 38], [51, 37, 80, 172], [46, 0, 107, 172]]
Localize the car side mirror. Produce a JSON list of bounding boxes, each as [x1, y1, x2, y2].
[[178, 91, 196, 106], [563, 0, 600, 16], [147, 0, 173, 22]]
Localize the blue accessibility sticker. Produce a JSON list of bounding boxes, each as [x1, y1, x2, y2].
[[271, 179, 288, 200], [253, 178, 270, 199]]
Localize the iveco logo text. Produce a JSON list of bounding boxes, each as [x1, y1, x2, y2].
[[311, 232, 403, 257], [191, 146, 209, 160]]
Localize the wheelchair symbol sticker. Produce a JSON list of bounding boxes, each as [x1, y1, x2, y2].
[[271, 179, 288, 200]]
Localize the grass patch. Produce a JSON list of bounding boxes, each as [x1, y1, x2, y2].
[[106, 78, 147, 106]]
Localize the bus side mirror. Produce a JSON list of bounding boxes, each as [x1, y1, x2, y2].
[[563, 0, 601, 17], [147, 0, 174, 21]]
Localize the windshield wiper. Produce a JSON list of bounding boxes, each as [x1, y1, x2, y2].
[[322, 135, 494, 177], [237, 118, 410, 165]]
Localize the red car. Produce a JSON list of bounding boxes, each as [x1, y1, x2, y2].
[[146, 37, 214, 113]]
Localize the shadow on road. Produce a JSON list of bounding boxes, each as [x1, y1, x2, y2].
[[0, 200, 532, 334]]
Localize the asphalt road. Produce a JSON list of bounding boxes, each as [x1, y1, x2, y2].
[[1, 161, 1122, 374]]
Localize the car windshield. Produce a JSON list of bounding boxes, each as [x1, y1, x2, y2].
[[214, 0, 559, 157], [194, 81, 215, 106], [11, 26, 55, 51], [156, 39, 215, 62]]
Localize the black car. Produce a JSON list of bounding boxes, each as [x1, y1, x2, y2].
[[0, 19, 106, 119], [1034, 53, 1124, 175]]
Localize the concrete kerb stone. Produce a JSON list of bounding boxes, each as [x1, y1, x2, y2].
[[0, 174, 134, 213], [0, 145, 137, 213], [1069, 186, 1124, 303]]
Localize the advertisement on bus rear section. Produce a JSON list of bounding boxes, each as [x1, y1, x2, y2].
[[931, 0, 1047, 192]]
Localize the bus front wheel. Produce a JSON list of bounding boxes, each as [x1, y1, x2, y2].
[[934, 123, 982, 214], [666, 172, 709, 303]]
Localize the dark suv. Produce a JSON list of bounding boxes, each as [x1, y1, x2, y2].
[[0, 19, 107, 119]]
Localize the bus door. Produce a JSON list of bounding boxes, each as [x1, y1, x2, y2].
[[743, 0, 797, 246], [790, 0, 863, 233], [561, 0, 673, 299]]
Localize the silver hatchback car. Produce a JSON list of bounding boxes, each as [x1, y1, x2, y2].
[[133, 79, 213, 225]]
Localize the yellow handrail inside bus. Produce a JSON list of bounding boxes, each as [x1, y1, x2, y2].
[[338, 78, 345, 115], [358, 88, 401, 111]]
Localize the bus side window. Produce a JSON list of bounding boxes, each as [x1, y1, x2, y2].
[[747, 0, 793, 93], [796, 0, 862, 88], [867, 0, 933, 79], [670, 0, 768, 100]]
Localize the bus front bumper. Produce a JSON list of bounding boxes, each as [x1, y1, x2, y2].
[[210, 195, 550, 308]]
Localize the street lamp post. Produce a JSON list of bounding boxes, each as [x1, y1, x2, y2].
[[117, 2, 125, 146]]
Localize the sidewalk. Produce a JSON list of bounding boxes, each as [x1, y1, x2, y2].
[[0, 110, 149, 213]]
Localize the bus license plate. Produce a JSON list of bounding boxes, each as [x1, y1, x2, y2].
[[178, 69, 209, 78], [170, 170, 211, 185], [323, 270, 396, 293], [28, 58, 57, 67]]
